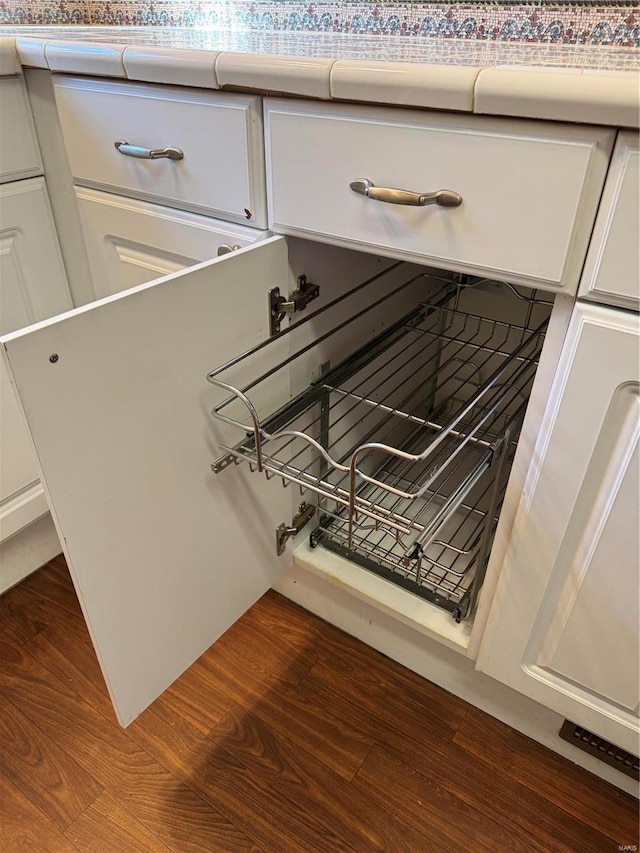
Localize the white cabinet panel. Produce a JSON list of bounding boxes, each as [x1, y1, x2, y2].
[[479, 302, 640, 753], [0, 76, 42, 183], [579, 131, 640, 310], [53, 76, 267, 227], [1, 237, 293, 726], [0, 180, 71, 324], [539, 390, 638, 712], [0, 178, 71, 549], [265, 99, 613, 293], [75, 187, 264, 300]]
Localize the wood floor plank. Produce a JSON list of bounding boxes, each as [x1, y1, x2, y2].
[[256, 590, 466, 722], [454, 707, 640, 847], [214, 603, 319, 687], [364, 732, 619, 853], [0, 635, 152, 785], [198, 745, 356, 853], [354, 745, 526, 853], [297, 657, 463, 766], [129, 691, 210, 753], [8, 555, 85, 628], [0, 770, 78, 853], [128, 700, 358, 853], [0, 636, 254, 853], [299, 661, 626, 853], [29, 620, 115, 720], [0, 692, 102, 831], [194, 642, 373, 780], [208, 703, 448, 853], [307, 639, 467, 732], [0, 593, 50, 645], [64, 790, 175, 853], [160, 661, 236, 735], [226, 590, 321, 656], [97, 757, 253, 853], [254, 593, 469, 743]]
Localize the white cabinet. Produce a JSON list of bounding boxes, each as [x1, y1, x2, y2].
[[0, 76, 42, 183], [478, 302, 640, 754], [579, 131, 639, 311], [75, 187, 265, 299], [1, 224, 566, 727], [0, 178, 72, 566], [4, 73, 637, 791]]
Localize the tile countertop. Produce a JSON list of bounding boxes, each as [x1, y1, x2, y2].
[[0, 26, 639, 126]]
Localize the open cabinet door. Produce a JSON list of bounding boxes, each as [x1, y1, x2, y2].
[[1, 236, 294, 726]]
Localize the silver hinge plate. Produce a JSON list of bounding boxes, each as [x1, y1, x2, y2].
[[276, 501, 316, 555], [269, 275, 320, 336]]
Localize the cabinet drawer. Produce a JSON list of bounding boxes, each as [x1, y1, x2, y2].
[[579, 131, 639, 311], [0, 76, 42, 182], [53, 76, 267, 227], [265, 100, 614, 293], [75, 187, 265, 300]]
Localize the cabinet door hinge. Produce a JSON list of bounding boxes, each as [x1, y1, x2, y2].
[[269, 275, 320, 336], [217, 243, 242, 256], [276, 501, 316, 555]]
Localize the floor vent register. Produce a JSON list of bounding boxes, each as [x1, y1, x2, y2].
[[560, 720, 639, 781]]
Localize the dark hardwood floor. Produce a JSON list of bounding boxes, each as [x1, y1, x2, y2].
[[0, 555, 637, 852]]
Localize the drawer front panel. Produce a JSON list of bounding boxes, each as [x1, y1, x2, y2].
[[53, 76, 267, 227], [579, 131, 639, 311], [0, 76, 42, 182], [266, 100, 614, 293], [75, 187, 264, 300]]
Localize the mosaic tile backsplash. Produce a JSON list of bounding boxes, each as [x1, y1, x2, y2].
[[1, 2, 638, 47]]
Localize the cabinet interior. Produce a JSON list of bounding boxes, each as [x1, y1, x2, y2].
[[208, 253, 553, 623]]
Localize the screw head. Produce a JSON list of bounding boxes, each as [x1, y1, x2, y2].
[[49, 354, 59, 363]]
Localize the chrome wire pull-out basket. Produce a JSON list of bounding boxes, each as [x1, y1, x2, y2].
[[208, 269, 550, 620]]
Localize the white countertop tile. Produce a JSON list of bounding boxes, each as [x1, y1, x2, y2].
[[475, 66, 640, 128], [331, 59, 480, 111], [216, 51, 334, 98], [45, 39, 126, 77], [0, 35, 20, 75], [14, 36, 48, 68], [123, 45, 219, 88]]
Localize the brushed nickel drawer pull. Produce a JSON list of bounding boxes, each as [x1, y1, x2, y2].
[[114, 139, 184, 161], [350, 178, 462, 208]]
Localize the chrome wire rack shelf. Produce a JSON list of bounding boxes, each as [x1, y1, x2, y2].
[[208, 270, 550, 620], [312, 435, 516, 620]]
